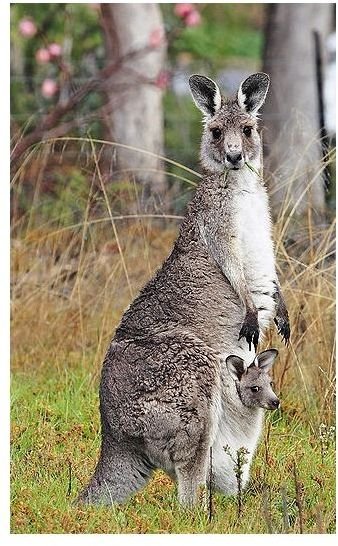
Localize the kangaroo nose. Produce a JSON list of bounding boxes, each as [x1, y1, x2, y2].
[[226, 152, 242, 165], [271, 398, 280, 409]]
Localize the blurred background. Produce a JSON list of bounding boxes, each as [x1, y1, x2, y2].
[[11, 3, 336, 218], [10, 4, 336, 534]]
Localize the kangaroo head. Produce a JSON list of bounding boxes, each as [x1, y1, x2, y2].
[[226, 349, 280, 410], [189, 73, 269, 174]]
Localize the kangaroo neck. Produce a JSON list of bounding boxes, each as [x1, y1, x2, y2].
[[193, 165, 263, 211]]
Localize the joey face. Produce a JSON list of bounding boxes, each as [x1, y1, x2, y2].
[[226, 349, 280, 410], [236, 365, 280, 410], [189, 73, 270, 174]]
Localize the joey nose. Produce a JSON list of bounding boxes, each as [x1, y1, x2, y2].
[[226, 152, 242, 165], [271, 398, 280, 409]]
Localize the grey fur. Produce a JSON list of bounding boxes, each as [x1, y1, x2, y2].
[[77, 74, 290, 508]]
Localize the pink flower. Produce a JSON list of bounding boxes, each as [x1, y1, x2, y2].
[[19, 18, 37, 38], [48, 43, 62, 58], [41, 78, 58, 99], [174, 4, 194, 19], [184, 9, 201, 27], [149, 27, 165, 48], [35, 48, 51, 64], [155, 70, 170, 90]]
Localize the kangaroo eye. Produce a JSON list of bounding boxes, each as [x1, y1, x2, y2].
[[250, 386, 260, 393], [270, 381, 275, 387], [211, 128, 222, 140], [243, 126, 252, 137]]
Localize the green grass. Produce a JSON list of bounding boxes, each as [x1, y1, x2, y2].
[[11, 359, 335, 534]]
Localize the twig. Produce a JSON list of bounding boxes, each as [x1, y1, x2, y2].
[[208, 446, 213, 524], [293, 461, 304, 533], [245, 161, 263, 180], [90, 138, 134, 299], [264, 420, 272, 472], [10, 44, 160, 166], [262, 484, 274, 533], [280, 485, 290, 533], [315, 503, 324, 533], [67, 459, 72, 497], [235, 447, 249, 518], [223, 445, 249, 519]]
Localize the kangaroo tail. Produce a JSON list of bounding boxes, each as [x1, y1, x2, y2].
[[76, 436, 154, 505]]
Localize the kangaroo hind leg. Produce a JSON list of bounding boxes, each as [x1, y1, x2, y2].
[[175, 441, 210, 509]]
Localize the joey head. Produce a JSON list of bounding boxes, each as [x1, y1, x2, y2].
[[226, 349, 280, 410]]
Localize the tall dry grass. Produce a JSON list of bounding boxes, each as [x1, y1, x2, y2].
[[11, 138, 336, 430]]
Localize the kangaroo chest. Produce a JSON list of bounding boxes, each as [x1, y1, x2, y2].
[[226, 180, 278, 330], [236, 187, 275, 279]]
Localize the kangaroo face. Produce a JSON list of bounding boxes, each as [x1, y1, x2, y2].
[[226, 349, 280, 410], [202, 103, 260, 172], [189, 73, 270, 174]]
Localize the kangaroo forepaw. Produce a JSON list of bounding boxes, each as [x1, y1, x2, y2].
[[239, 312, 259, 351], [274, 316, 290, 345]]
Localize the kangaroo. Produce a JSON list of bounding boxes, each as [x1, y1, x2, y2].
[[217, 348, 280, 495], [77, 73, 290, 508]]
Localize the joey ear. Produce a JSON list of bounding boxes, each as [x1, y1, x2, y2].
[[256, 349, 278, 373], [189, 74, 222, 117], [226, 355, 246, 381], [237, 72, 270, 114]]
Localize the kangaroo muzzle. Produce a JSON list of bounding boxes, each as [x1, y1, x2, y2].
[[266, 397, 280, 410]]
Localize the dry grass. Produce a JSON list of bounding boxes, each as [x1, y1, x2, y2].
[[10, 139, 336, 533]]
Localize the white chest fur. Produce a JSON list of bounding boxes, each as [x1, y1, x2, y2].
[[234, 170, 277, 329], [236, 171, 276, 282]]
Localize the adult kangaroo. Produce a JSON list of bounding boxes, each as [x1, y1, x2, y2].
[[77, 73, 290, 507]]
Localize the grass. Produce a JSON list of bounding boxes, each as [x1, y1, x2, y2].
[[10, 140, 336, 533], [10, 364, 335, 533]]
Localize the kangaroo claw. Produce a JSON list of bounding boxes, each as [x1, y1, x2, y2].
[[239, 312, 259, 351], [274, 317, 290, 345]]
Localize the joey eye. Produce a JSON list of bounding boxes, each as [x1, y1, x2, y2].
[[243, 126, 252, 137], [211, 128, 222, 140], [270, 381, 275, 387], [250, 386, 260, 393]]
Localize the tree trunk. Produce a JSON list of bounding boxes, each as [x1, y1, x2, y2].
[[262, 3, 332, 220], [100, 3, 168, 211]]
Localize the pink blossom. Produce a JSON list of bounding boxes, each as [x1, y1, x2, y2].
[[35, 48, 51, 64], [19, 18, 37, 38], [149, 27, 165, 48], [48, 43, 62, 58], [155, 70, 170, 90], [41, 78, 58, 99], [184, 9, 201, 27], [174, 3, 194, 19]]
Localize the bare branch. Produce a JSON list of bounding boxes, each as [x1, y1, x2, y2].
[[11, 44, 157, 167]]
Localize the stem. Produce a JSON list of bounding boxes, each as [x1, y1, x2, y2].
[[67, 460, 72, 497], [208, 446, 213, 524], [293, 461, 304, 533], [245, 161, 262, 178]]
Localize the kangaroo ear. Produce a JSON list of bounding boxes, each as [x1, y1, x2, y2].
[[189, 74, 222, 117], [226, 355, 246, 381], [237, 72, 270, 114], [256, 349, 278, 373]]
